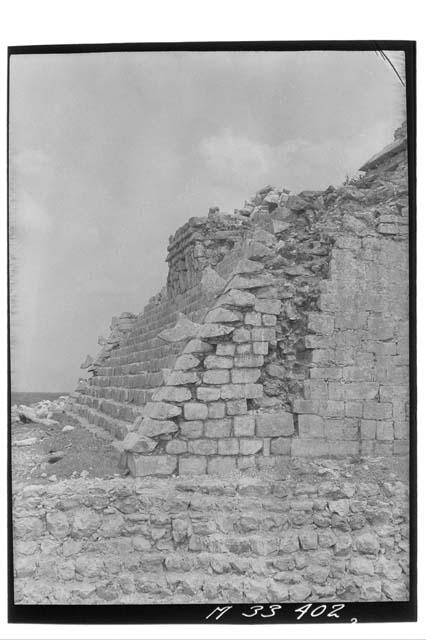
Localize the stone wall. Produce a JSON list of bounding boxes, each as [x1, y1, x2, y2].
[[13, 460, 409, 604], [71, 124, 409, 474]]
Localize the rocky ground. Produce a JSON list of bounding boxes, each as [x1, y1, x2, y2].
[[11, 401, 122, 488]]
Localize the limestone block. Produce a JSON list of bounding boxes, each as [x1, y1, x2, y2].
[[270, 437, 291, 455], [236, 343, 252, 354], [152, 386, 192, 403], [262, 314, 277, 326], [200, 266, 226, 295], [204, 307, 241, 323], [256, 412, 294, 437], [232, 328, 251, 342], [207, 456, 237, 475], [298, 415, 325, 438], [144, 401, 181, 420], [220, 384, 261, 400], [231, 368, 261, 384], [253, 341, 269, 355], [360, 420, 376, 439], [214, 289, 256, 308], [226, 399, 247, 415], [254, 299, 281, 315], [394, 440, 409, 455], [234, 258, 264, 274], [165, 439, 187, 454], [196, 387, 221, 402], [164, 371, 199, 386], [204, 418, 232, 438], [239, 438, 263, 455], [307, 313, 335, 334], [204, 355, 233, 369], [128, 454, 177, 477], [207, 402, 226, 419], [216, 343, 236, 356], [394, 420, 409, 439], [179, 421, 204, 439], [122, 432, 158, 453], [188, 439, 218, 455], [183, 339, 214, 354], [138, 418, 178, 438], [198, 324, 235, 339], [245, 312, 262, 326], [225, 274, 274, 291], [174, 354, 200, 370], [234, 354, 264, 368], [376, 421, 394, 440], [183, 403, 208, 420], [46, 512, 70, 538], [203, 370, 230, 384], [363, 401, 393, 420], [233, 415, 255, 436], [355, 532, 380, 555], [158, 314, 200, 343], [71, 508, 101, 538], [251, 327, 276, 342]]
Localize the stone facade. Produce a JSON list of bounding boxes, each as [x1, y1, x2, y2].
[[71, 125, 410, 476]]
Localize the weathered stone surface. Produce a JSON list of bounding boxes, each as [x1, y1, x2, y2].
[[144, 401, 181, 420], [158, 314, 200, 343], [183, 403, 208, 421], [298, 414, 325, 438], [138, 418, 178, 438], [239, 438, 263, 455], [152, 387, 192, 403], [225, 274, 274, 291], [233, 415, 255, 436], [207, 456, 237, 475], [204, 308, 241, 323], [72, 508, 101, 538], [166, 371, 199, 386], [200, 266, 226, 295], [174, 354, 200, 370], [46, 512, 70, 538], [198, 324, 235, 338], [215, 289, 256, 308], [203, 369, 230, 384], [128, 454, 177, 477], [196, 387, 221, 402], [183, 339, 213, 354], [256, 412, 294, 437], [204, 355, 233, 369], [122, 432, 158, 453]]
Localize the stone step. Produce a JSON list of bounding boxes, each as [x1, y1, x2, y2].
[[72, 403, 132, 440], [77, 385, 153, 406], [86, 372, 164, 389], [74, 394, 145, 423]]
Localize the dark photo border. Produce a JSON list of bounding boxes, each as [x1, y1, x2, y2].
[[7, 39, 416, 625]]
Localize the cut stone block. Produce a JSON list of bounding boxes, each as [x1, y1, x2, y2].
[[226, 399, 248, 415], [225, 274, 274, 291], [204, 418, 232, 438], [256, 412, 294, 437], [179, 421, 204, 439], [239, 438, 263, 455], [203, 370, 230, 385], [183, 403, 208, 420], [204, 308, 241, 323], [234, 354, 264, 368], [128, 454, 177, 477], [166, 371, 199, 386], [188, 439, 218, 455], [207, 456, 237, 475], [270, 437, 291, 455], [183, 339, 214, 354], [196, 387, 221, 402], [158, 314, 200, 343], [165, 439, 188, 454], [174, 354, 200, 370], [198, 324, 235, 339], [179, 456, 207, 475], [214, 289, 256, 308], [152, 387, 192, 403], [144, 401, 181, 420], [204, 355, 234, 369], [298, 414, 325, 438], [122, 432, 157, 454], [233, 415, 255, 436], [231, 368, 261, 384], [138, 417, 178, 438]]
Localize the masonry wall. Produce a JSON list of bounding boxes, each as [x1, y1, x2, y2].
[[72, 126, 410, 473], [13, 465, 409, 604]]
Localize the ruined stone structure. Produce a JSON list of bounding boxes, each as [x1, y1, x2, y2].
[[71, 124, 409, 477], [13, 127, 410, 605]]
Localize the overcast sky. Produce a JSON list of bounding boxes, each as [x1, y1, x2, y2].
[[9, 50, 406, 392]]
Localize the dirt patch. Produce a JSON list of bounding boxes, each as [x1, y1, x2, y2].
[[12, 411, 121, 489]]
